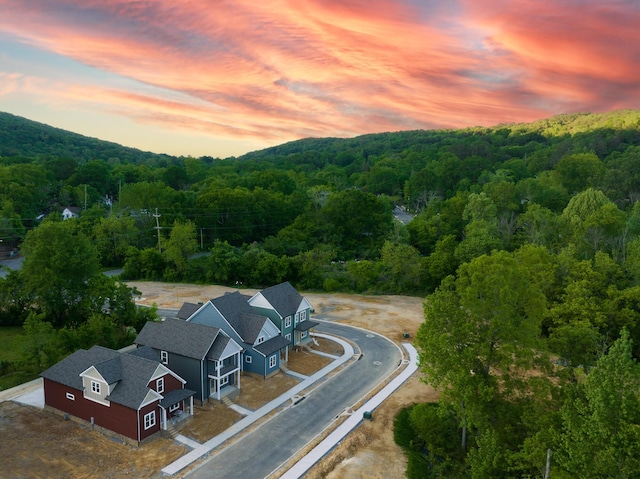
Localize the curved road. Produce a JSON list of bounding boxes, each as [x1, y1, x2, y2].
[[186, 320, 403, 479]]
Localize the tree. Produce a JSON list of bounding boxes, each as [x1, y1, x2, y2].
[[162, 220, 198, 278], [92, 214, 139, 266], [20, 220, 99, 326], [556, 329, 640, 478], [319, 189, 394, 258], [555, 152, 605, 194], [416, 251, 547, 450]]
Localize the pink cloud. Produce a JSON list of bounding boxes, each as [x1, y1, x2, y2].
[[0, 0, 638, 150]]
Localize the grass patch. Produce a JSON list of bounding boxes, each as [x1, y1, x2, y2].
[[0, 327, 25, 363]]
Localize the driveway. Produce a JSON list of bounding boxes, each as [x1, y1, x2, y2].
[[185, 321, 403, 479]]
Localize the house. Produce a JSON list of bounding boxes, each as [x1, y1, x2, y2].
[[135, 318, 243, 402], [187, 292, 290, 378], [41, 345, 195, 445], [61, 206, 81, 220], [248, 282, 317, 349]]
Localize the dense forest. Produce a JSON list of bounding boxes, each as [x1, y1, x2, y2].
[[1, 109, 640, 477]]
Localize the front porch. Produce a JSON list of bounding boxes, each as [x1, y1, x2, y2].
[[159, 388, 196, 431]]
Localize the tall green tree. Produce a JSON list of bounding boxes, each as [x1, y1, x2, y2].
[[556, 329, 640, 478], [416, 251, 547, 450], [20, 220, 99, 326], [162, 220, 198, 278]]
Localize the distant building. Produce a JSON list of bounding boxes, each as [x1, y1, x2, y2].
[[61, 206, 81, 220]]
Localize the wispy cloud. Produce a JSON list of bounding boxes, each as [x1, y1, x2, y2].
[[0, 0, 638, 155]]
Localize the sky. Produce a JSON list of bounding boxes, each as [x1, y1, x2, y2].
[[0, 1, 639, 158]]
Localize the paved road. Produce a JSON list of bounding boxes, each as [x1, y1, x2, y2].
[[186, 321, 402, 479], [0, 255, 24, 278]]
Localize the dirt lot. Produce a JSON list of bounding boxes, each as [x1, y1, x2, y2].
[[1, 282, 437, 479]]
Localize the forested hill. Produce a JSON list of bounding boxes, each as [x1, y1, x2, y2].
[[0, 111, 175, 163], [238, 109, 640, 163]]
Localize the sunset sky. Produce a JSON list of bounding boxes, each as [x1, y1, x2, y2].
[[1, 0, 638, 157]]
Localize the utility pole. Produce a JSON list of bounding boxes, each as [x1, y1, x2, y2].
[[154, 208, 162, 252], [544, 448, 551, 479]]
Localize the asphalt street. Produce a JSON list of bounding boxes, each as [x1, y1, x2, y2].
[[186, 321, 402, 479]]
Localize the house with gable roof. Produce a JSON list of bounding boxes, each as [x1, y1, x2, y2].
[[248, 281, 317, 350], [41, 345, 195, 445], [187, 291, 290, 378], [134, 318, 243, 402]]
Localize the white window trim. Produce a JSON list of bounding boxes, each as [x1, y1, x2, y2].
[[269, 355, 277, 368], [66, 392, 75, 401], [300, 310, 307, 322], [161, 351, 168, 365], [301, 330, 308, 339], [169, 403, 180, 412], [220, 376, 229, 386], [143, 411, 156, 430], [256, 336, 265, 344], [91, 381, 101, 395], [245, 355, 252, 364], [285, 316, 291, 328], [285, 333, 291, 342], [157, 377, 164, 394]]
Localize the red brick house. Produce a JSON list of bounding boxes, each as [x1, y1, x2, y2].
[[41, 345, 195, 445]]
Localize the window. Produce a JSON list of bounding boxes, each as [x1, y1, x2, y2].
[[285, 333, 291, 342], [269, 355, 277, 369], [169, 403, 180, 412], [300, 310, 307, 322], [256, 336, 264, 344], [245, 355, 252, 364], [284, 316, 291, 328], [294, 314, 299, 325], [160, 351, 168, 364], [220, 376, 229, 386], [156, 377, 164, 394], [91, 381, 101, 395], [301, 331, 308, 339], [66, 392, 75, 401], [143, 411, 156, 430]]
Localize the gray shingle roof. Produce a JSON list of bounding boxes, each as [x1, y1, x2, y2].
[[210, 292, 269, 344], [176, 302, 201, 320], [41, 346, 118, 391], [259, 281, 303, 318], [105, 353, 162, 409], [207, 335, 231, 360], [135, 318, 221, 360], [40, 345, 175, 410], [94, 357, 122, 384], [160, 388, 196, 408], [294, 320, 319, 332], [254, 335, 291, 357]]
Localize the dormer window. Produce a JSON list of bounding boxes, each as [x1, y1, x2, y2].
[[161, 351, 168, 365], [157, 377, 164, 394], [91, 381, 101, 394], [256, 336, 265, 344]]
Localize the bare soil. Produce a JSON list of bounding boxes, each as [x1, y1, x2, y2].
[[1, 282, 437, 479]]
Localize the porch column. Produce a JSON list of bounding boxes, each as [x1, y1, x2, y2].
[[217, 378, 221, 401], [161, 408, 167, 431], [189, 396, 194, 415]]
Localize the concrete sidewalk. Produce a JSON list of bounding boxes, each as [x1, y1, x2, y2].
[[278, 343, 418, 479], [161, 333, 356, 476]]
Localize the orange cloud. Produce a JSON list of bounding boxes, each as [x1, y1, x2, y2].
[[0, 0, 638, 153]]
